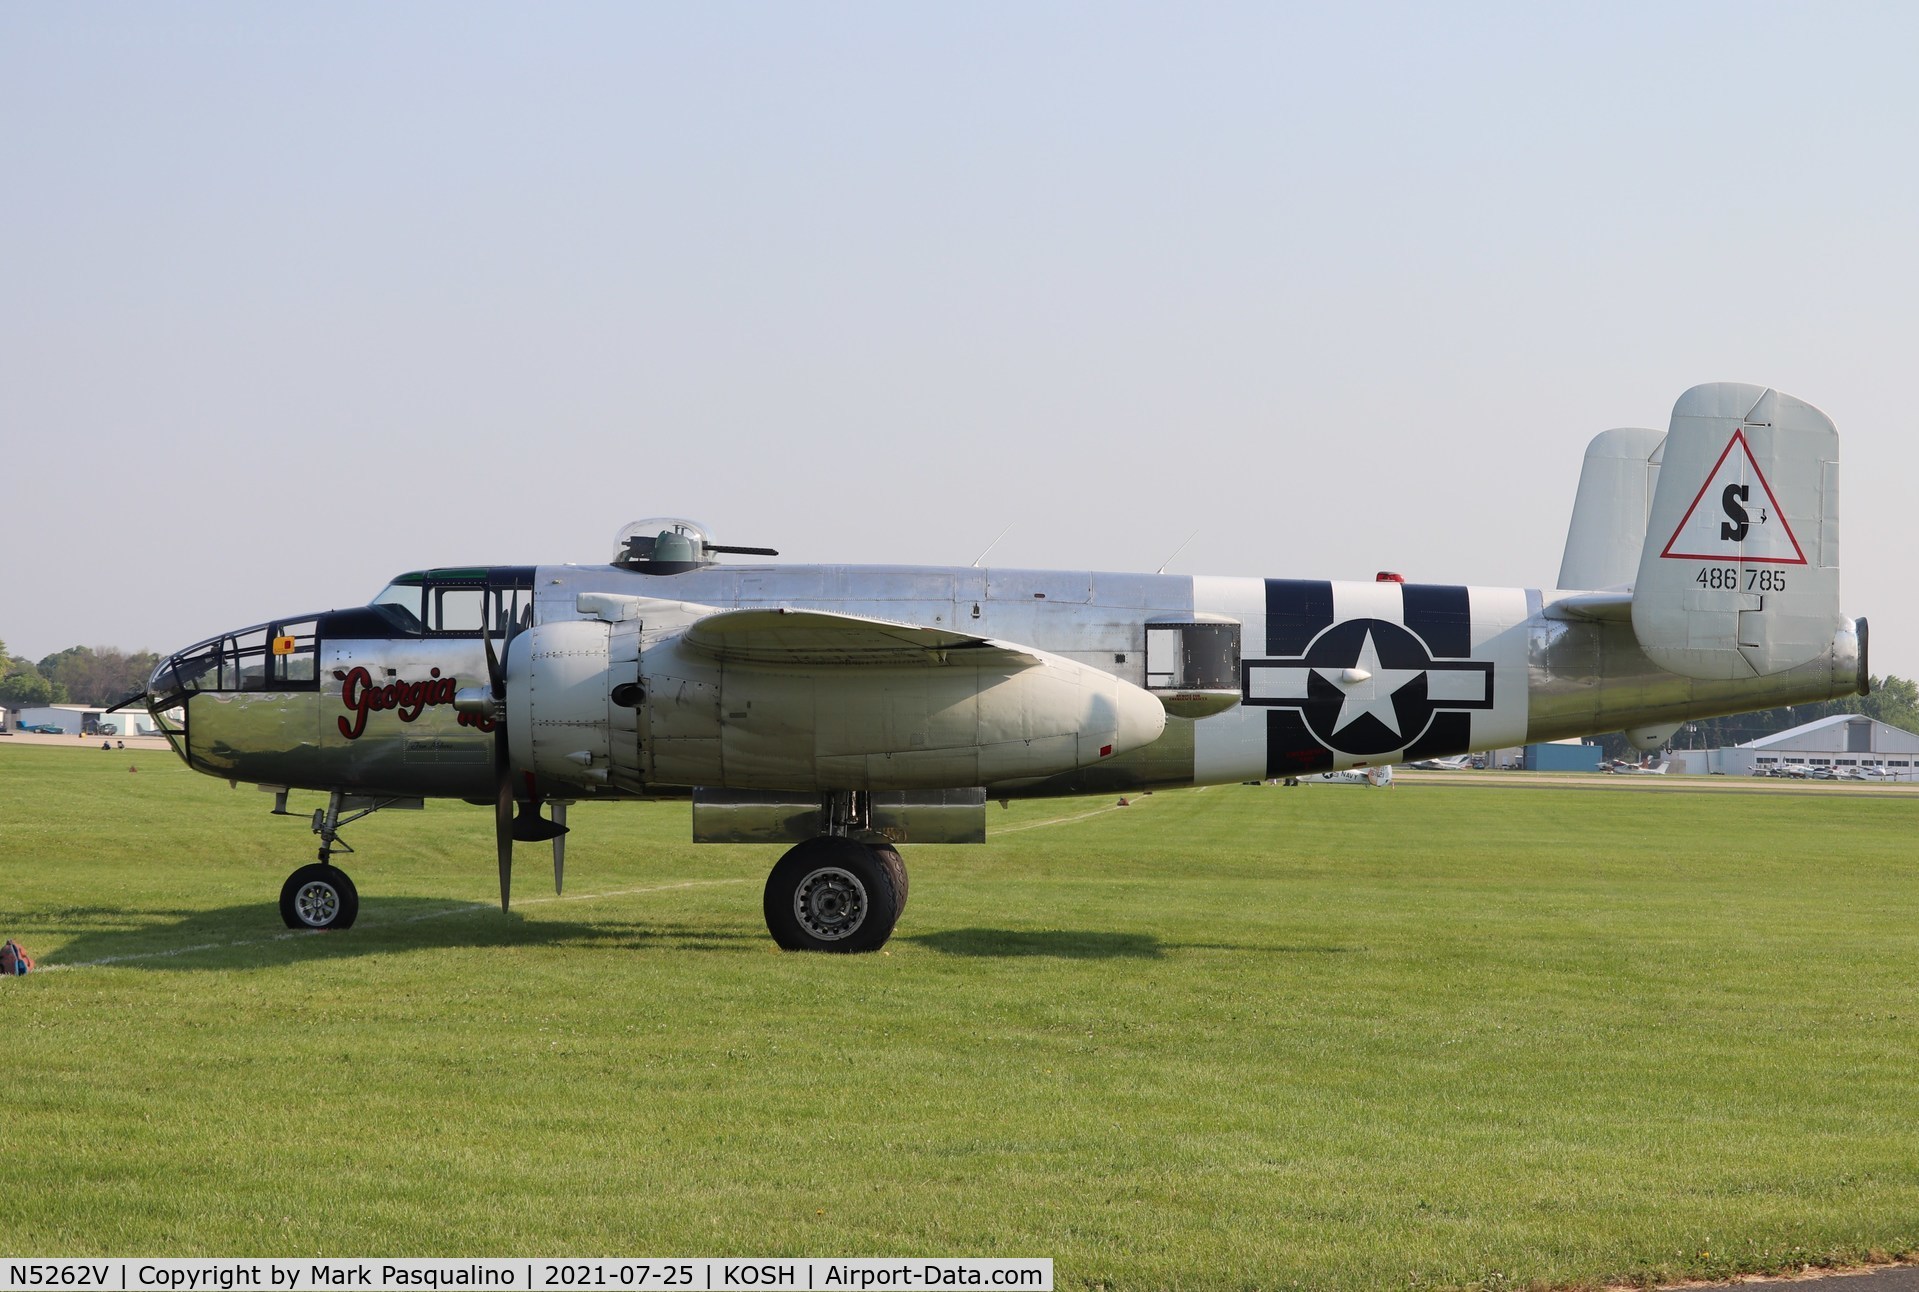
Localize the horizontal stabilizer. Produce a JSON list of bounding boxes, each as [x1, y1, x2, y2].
[[682, 607, 1043, 668], [1544, 591, 1633, 623], [1631, 383, 1841, 680]]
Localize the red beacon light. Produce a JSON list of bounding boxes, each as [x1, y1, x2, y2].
[[1376, 571, 1405, 583]]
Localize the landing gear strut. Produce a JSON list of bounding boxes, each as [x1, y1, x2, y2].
[[272, 789, 406, 931], [762, 791, 907, 953]]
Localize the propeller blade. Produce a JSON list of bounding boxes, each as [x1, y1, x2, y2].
[[494, 723, 514, 912], [483, 601, 504, 699], [552, 801, 567, 895], [485, 587, 533, 912]]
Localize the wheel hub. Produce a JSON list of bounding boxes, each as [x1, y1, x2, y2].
[[793, 866, 866, 940], [294, 880, 341, 927]]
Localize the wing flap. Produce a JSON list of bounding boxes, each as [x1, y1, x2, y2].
[[681, 607, 1042, 668]]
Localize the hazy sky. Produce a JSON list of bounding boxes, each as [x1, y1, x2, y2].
[[4, 3, 1915, 680]]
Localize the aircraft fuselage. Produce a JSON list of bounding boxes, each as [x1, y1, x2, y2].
[[151, 560, 1862, 804]]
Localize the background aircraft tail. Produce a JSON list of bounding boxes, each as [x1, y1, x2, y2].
[[1628, 382, 1842, 680]]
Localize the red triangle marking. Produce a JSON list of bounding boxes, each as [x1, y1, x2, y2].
[[1658, 428, 1807, 565]]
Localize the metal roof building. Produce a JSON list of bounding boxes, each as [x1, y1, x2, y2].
[[1675, 714, 1919, 779]]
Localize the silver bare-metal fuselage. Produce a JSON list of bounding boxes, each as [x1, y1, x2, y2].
[[149, 560, 1864, 804]]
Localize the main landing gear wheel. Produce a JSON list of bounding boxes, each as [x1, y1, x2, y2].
[[764, 837, 902, 953], [870, 843, 908, 918], [279, 864, 360, 931]]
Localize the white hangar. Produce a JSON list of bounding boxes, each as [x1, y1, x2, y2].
[[1676, 714, 1919, 779]]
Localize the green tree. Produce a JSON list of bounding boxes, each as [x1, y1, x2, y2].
[[34, 646, 160, 707], [1853, 674, 1919, 732], [1597, 674, 1919, 758], [0, 669, 55, 709]]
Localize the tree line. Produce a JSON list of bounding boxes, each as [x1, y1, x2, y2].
[[0, 640, 162, 710]]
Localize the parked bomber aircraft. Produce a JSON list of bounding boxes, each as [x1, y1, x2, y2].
[[133, 383, 1866, 952]]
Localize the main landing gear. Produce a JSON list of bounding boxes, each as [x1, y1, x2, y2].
[[761, 793, 910, 954], [267, 786, 917, 950]]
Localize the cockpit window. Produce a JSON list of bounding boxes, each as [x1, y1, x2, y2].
[[370, 569, 536, 637], [371, 582, 426, 633], [434, 587, 487, 633]]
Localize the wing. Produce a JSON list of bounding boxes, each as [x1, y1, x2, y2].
[[681, 607, 1044, 668]]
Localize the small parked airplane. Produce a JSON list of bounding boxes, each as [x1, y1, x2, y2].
[[132, 383, 1866, 952], [1407, 756, 1470, 771], [1290, 767, 1394, 787]]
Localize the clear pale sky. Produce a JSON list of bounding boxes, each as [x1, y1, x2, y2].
[[4, 3, 1914, 680]]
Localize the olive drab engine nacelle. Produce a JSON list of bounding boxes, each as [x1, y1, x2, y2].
[[504, 592, 1168, 795]]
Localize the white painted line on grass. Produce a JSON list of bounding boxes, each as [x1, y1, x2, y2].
[[38, 878, 748, 972], [996, 796, 1156, 834]]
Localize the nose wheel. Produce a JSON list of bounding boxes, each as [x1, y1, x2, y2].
[[279, 863, 359, 930]]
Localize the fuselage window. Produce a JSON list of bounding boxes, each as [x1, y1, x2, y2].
[[271, 623, 319, 687], [156, 622, 321, 697], [1145, 622, 1242, 691]]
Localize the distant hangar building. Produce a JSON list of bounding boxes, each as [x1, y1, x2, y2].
[[1675, 714, 1919, 779]]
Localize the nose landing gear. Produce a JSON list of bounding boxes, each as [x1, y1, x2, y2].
[[271, 789, 416, 931], [280, 863, 359, 930]]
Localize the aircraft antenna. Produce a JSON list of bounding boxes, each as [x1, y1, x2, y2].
[[1155, 530, 1199, 574], [970, 523, 1014, 568]]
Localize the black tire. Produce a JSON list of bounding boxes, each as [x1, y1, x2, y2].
[[764, 837, 899, 953], [279, 864, 359, 930], [869, 843, 908, 919]]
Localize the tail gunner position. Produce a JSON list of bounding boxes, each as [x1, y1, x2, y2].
[[133, 384, 1867, 952]]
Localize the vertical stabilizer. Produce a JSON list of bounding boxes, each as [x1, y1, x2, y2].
[[1631, 383, 1840, 680], [1556, 427, 1664, 591]]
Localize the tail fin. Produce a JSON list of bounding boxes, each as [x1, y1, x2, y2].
[[1630, 383, 1840, 679], [1557, 426, 1664, 590]]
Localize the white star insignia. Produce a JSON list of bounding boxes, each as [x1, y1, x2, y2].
[[1315, 627, 1424, 739]]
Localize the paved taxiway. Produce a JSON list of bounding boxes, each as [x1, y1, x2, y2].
[[1392, 769, 1919, 798], [1660, 1264, 1919, 1290], [2, 731, 173, 750]]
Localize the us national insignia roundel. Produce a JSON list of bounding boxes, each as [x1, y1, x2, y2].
[[1243, 580, 1493, 775]]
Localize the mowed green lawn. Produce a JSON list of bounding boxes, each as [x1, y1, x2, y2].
[[2, 745, 1917, 1290]]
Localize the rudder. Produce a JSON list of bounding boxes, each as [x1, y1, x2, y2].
[[1630, 383, 1840, 679]]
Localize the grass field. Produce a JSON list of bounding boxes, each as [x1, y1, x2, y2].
[[2, 744, 1917, 1290]]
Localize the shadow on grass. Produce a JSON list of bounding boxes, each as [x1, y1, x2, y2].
[[908, 928, 1368, 959], [44, 895, 759, 971], [908, 927, 1166, 959]]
